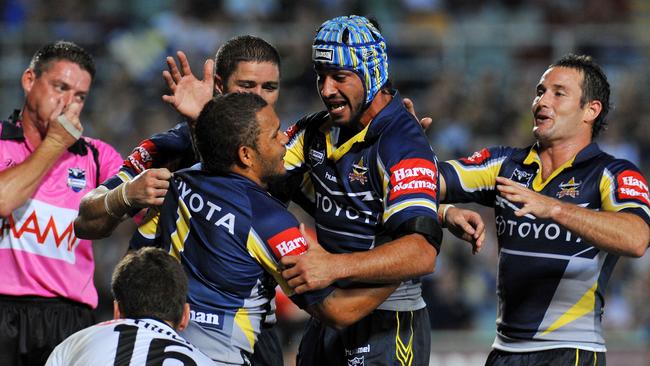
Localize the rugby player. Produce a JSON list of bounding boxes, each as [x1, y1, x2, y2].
[[439, 54, 650, 365], [46, 247, 215, 365], [130, 92, 398, 364]]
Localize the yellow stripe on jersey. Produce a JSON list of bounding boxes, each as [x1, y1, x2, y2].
[[395, 311, 414, 366], [137, 210, 159, 240], [600, 169, 650, 217], [328, 124, 370, 162], [246, 230, 295, 296], [234, 308, 255, 352], [383, 199, 437, 224], [541, 282, 597, 336], [446, 159, 502, 193], [284, 129, 306, 171], [117, 170, 133, 182], [523, 149, 576, 191], [169, 199, 191, 260]]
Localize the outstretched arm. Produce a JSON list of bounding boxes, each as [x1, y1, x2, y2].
[[74, 168, 171, 239], [161, 51, 214, 121], [496, 176, 650, 257]]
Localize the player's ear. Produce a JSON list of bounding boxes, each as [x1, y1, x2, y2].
[[177, 303, 191, 331], [113, 300, 122, 320], [215, 74, 224, 95], [238, 145, 255, 168], [21, 68, 36, 94]]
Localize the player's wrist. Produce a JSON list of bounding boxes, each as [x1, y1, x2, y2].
[[104, 182, 132, 220]]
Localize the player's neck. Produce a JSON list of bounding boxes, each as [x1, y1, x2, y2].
[[358, 90, 392, 127], [537, 137, 591, 180]]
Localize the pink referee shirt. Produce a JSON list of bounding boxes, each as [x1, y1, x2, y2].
[[0, 119, 122, 308]]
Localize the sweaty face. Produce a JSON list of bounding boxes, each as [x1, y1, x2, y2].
[[531, 67, 590, 145], [316, 69, 365, 127], [222, 61, 280, 107], [22, 60, 91, 134], [252, 105, 288, 184]]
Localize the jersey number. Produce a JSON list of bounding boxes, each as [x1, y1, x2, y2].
[[113, 324, 197, 366]]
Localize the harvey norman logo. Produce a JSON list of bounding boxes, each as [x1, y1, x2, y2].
[[190, 307, 224, 331], [268, 227, 308, 258], [313, 48, 334, 62]]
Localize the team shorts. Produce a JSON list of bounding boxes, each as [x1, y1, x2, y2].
[[252, 326, 283, 366], [297, 308, 431, 366], [0, 295, 95, 366], [486, 348, 606, 366]]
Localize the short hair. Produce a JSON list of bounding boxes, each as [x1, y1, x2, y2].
[[111, 247, 188, 327], [29, 41, 96, 80], [195, 93, 268, 174], [214, 35, 280, 85], [550, 54, 610, 138]]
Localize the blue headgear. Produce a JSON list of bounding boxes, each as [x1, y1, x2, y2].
[[312, 15, 389, 106]]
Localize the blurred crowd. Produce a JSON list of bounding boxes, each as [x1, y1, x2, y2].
[[1, 0, 649, 352]]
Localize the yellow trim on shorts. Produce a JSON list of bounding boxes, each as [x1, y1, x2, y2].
[[395, 311, 414, 366]]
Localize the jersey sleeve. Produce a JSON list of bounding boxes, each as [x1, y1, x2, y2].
[[245, 193, 334, 309], [600, 159, 650, 225], [101, 122, 195, 190], [375, 123, 440, 232], [439, 146, 514, 206]]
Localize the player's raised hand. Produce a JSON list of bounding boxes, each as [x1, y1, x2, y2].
[[162, 51, 214, 120], [280, 224, 338, 294], [124, 168, 172, 208]]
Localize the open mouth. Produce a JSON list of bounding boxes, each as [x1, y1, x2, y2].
[[327, 101, 347, 114]]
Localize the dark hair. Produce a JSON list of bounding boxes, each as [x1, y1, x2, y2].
[[111, 248, 188, 327], [214, 35, 280, 85], [550, 54, 610, 138], [29, 40, 96, 80], [195, 93, 268, 174]]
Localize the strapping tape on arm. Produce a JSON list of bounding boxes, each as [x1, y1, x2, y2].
[[57, 115, 82, 140]]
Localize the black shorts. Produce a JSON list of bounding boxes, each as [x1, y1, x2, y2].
[[252, 326, 283, 366], [297, 308, 431, 366], [486, 348, 606, 366], [0, 295, 95, 366]]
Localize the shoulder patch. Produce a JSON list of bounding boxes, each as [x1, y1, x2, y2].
[[389, 158, 438, 200], [268, 227, 307, 258], [617, 170, 650, 206], [460, 148, 491, 165]]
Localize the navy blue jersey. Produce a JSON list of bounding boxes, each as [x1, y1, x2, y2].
[[284, 91, 441, 311], [101, 122, 195, 189], [440, 143, 650, 352], [130, 168, 334, 363]]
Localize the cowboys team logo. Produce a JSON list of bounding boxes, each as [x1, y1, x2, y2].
[[348, 356, 364, 366], [510, 168, 534, 187], [309, 149, 325, 166], [349, 157, 368, 185], [557, 177, 581, 198], [67, 168, 87, 192]]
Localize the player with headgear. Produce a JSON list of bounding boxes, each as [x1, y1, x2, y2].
[[280, 15, 444, 366]]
